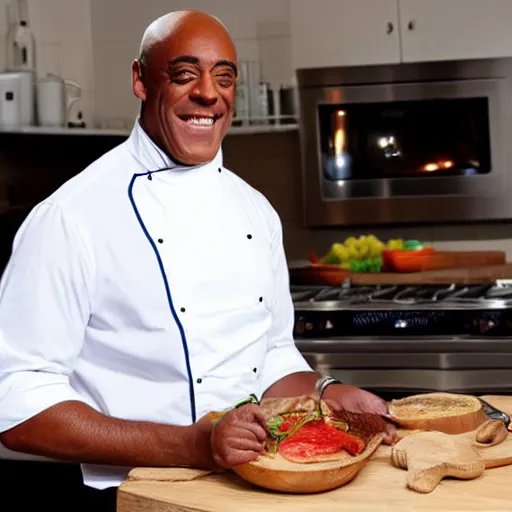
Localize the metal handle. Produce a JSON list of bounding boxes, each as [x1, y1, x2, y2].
[[408, 20, 416, 30], [478, 398, 511, 427], [386, 21, 394, 34]]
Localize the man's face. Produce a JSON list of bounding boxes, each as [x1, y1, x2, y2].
[[133, 20, 237, 165]]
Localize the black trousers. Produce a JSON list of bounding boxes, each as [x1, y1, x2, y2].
[[0, 459, 117, 512]]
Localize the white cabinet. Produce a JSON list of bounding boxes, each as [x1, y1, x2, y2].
[[290, 0, 512, 70], [289, 0, 401, 69], [399, 0, 512, 63]]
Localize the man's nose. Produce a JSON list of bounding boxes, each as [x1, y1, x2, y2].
[[190, 75, 218, 105]]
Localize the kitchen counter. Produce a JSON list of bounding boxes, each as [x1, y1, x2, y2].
[[117, 395, 512, 512]]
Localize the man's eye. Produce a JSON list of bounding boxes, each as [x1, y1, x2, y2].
[[217, 75, 234, 87], [172, 71, 195, 83]]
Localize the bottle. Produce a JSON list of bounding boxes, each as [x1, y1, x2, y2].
[[6, 19, 36, 71]]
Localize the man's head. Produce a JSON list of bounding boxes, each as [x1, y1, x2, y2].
[[132, 10, 237, 165]]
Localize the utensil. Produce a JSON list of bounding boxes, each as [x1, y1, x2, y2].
[[478, 397, 511, 427], [392, 418, 512, 493]]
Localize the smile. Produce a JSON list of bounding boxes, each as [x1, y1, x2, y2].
[[178, 114, 222, 127]]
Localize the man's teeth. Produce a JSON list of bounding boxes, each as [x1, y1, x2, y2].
[[187, 117, 214, 126]]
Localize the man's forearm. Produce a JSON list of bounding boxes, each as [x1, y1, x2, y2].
[[262, 371, 321, 398], [0, 401, 212, 469]]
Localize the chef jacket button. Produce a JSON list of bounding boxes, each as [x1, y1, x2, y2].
[[259, 297, 263, 302], [180, 307, 186, 313], [247, 234, 252, 239], [197, 378, 202, 384], [253, 367, 257, 373], [218, 167, 222, 173], [157, 238, 164, 244]]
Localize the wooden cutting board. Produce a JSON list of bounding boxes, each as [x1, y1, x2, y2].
[[290, 263, 512, 286], [391, 419, 512, 493], [117, 396, 512, 512]]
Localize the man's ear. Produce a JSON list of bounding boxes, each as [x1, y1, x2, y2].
[[132, 59, 147, 101]]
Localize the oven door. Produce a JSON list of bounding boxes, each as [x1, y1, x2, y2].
[[298, 60, 512, 227]]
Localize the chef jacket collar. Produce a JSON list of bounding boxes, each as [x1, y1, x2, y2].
[[127, 117, 224, 172]]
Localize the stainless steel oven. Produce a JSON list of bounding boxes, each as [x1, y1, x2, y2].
[[296, 58, 512, 227]]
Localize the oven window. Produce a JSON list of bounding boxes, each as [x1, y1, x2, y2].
[[318, 97, 492, 181]]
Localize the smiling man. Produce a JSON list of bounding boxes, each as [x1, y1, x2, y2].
[[0, 10, 394, 512], [134, 11, 237, 164]]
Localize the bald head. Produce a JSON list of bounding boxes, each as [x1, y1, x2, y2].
[[139, 10, 235, 75], [132, 10, 238, 165]]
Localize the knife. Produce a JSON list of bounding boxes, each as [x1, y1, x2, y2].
[[478, 397, 511, 428]]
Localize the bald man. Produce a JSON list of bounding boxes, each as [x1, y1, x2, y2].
[[0, 10, 394, 511]]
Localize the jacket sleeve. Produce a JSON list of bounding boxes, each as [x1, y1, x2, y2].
[[0, 202, 93, 433], [258, 209, 312, 397]]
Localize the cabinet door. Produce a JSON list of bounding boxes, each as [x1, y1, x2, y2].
[[289, 0, 401, 69], [399, 0, 512, 63]]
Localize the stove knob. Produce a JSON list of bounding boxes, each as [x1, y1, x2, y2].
[[479, 318, 496, 333], [295, 317, 306, 335], [394, 319, 408, 329]]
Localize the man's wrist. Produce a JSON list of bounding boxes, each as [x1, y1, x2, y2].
[[315, 375, 343, 398]]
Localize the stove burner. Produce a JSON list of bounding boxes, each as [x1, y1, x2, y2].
[[292, 281, 512, 338], [291, 282, 512, 311]]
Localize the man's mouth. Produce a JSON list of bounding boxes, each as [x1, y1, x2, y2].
[[178, 114, 222, 126]]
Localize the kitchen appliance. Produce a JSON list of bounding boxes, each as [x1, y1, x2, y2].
[[296, 57, 512, 227], [5, 0, 35, 72], [6, 69, 34, 125], [36, 73, 81, 127], [292, 280, 512, 398], [0, 73, 20, 127]]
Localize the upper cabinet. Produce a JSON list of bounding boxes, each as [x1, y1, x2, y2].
[[290, 0, 512, 70], [289, 0, 401, 69], [399, 0, 512, 63]]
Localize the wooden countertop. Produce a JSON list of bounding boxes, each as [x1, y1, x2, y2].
[[118, 395, 512, 512]]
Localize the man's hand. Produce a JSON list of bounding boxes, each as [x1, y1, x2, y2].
[[210, 404, 268, 468], [323, 384, 397, 445]]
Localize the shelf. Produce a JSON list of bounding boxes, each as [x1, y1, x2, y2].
[[0, 122, 298, 137], [0, 125, 129, 136], [228, 123, 298, 135]]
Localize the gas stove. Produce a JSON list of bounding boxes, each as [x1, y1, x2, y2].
[[291, 281, 512, 398]]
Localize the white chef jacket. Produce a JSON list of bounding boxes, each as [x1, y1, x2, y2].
[[0, 119, 312, 488]]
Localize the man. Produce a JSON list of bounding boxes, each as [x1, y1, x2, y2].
[[0, 9, 394, 511]]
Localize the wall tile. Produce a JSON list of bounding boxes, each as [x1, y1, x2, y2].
[[28, 0, 91, 44], [90, 0, 148, 43], [93, 40, 138, 94], [255, 0, 290, 25], [234, 39, 259, 62], [36, 42, 61, 76], [257, 36, 293, 86], [93, 86, 138, 129], [58, 43, 94, 92]]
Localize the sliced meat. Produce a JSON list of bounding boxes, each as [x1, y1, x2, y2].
[[278, 419, 365, 464]]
